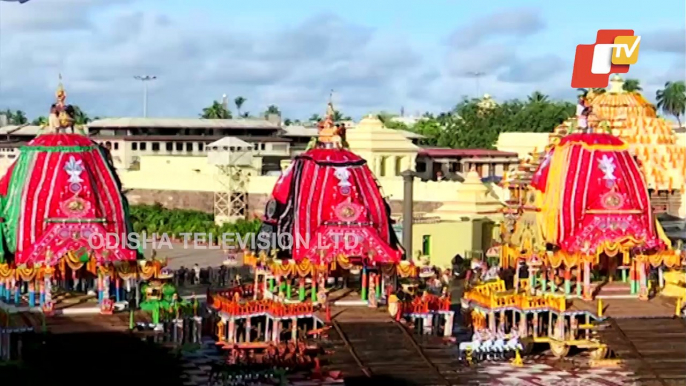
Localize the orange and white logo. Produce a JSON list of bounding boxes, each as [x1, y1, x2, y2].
[[571, 30, 641, 88]]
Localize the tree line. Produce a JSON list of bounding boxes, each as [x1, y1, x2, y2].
[[383, 80, 685, 149], [1, 106, 96, 126], [2, 79, 683, 149]]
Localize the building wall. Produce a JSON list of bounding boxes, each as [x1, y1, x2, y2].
[[411, 219, 499, 269], [89, 139, 290, 170], [496, 132, 550, 158], [115, 155, 478, 210], [125, 188, 443, 216]]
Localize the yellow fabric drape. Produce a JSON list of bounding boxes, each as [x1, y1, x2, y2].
[[540, 146, 571, 244]]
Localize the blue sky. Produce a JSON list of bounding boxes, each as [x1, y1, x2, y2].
[[0, 0, 684, 120]]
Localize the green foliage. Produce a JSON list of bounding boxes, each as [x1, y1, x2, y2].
[[656, 81, 686, 127], [405, 97, 575, 149], [32, 116, 48, 126], [264, 105, 281, 117], [622, 79, 642, 92], [1, 109, 28, 125], [234, 96, 246, 116], [129, 203, 262, 243], [200, 101, 232, 119]]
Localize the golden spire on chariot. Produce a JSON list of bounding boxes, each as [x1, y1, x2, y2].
[[317, 90, 346, 148], [44, 74, 77, 134]]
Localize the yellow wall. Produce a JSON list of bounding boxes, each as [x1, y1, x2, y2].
[[412, 218, 499, 269], [496, 132, 549, 158], [116, 154, 472, 204]]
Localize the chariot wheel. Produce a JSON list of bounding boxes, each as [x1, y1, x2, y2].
[[549, 341, 570, 358], [589, 347, 608, 360]]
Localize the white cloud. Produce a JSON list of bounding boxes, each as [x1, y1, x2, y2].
[[0, 2, 682, 121]]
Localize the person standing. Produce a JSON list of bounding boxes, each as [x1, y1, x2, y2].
[[193, 264, 200, 285]]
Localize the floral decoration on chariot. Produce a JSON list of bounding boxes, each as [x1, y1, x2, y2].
[[59, 197, 91, 217], [334, 201, 363, 222], [600, 191, 625, 210]]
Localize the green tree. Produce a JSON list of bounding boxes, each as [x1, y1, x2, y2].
[[309, 114, 321, 122], [284, 118, 292, 126], [200, 101, 232, 119], [656, 81, 686, 127], [622, 79, 642, 92], [2, 109, 28, 125], [527, 91, 549, 103], [70, 105, 91, 125], [241, 112, 250, 118], [332, 110, 351, 121], [264, 105, 281, 117], [32, 116, 48, 126], [413, 98, 575, 149], [234, 96, 246, 116]]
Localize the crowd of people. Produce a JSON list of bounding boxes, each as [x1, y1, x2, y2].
[[208, 340, 331, 385], [171, 264, 249, 288]]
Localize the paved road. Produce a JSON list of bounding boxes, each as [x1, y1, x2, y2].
[[141, 242, 236, 269]]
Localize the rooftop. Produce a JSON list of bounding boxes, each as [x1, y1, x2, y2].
[[0, 125, 42, 136], [418, 148, 519, 158], [92, 135, 291, 143], [87, 117, 279, 129], [282, 124, 425, 139]]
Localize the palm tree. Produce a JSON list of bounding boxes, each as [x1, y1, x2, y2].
[[5, 110, 27, 125], [527, 91, 549, 103], [656, 81, 686, 127], [309, 114, 321, 122], [70, 105, 91, 125], [32, 116, 48, 126], [332, 110, 352, 121], [234, 96, 246, 116], [622, 79, 642, 92], [200, 101, 232, 119], [264, 105, 280, 117]]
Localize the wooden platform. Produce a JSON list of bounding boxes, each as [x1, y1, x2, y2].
[[598, 317, 686, 385], [568, 297, 677, 319], [5, 311, 153, 334]]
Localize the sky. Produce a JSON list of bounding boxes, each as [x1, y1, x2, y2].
[[0, 0, 684, 121]]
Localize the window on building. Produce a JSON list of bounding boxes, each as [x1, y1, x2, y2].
[[140, 142, 147, 151], [151, 142, 160, 151], [394, 157, 403, 176], [186, 142, 193, 152], [198, 142, 204, 151], [131, 142, 138, 151], [416, 162, 427, 173], [422, 235, 431, 256], [175, 142, 183, 151], [260, 143, 266, 151], [379, 156, 387, 177], [166, 142, 173, 151]]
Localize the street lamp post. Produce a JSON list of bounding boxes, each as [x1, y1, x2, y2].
[[467, 71, 485, 98], [134, 75, 157, 117]]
